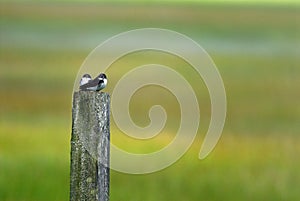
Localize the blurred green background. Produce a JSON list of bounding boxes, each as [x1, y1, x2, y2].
[[0, 1, 299, 201]]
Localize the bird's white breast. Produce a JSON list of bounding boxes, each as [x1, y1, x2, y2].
[[103, 78, 107, 86], [80, 77, 91, 86]]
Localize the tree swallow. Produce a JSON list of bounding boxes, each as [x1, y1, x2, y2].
[[79, 73, 107, 91], [80, 74, 92, 86]]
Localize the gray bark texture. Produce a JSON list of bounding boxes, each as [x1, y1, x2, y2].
[[70, 91, 110, 201]]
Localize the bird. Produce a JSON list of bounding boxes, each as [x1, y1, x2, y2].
[[80, 74, 92, 86], [79, 73, 107, 91]]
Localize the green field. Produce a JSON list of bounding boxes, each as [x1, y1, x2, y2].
[[1, 2, 300, 201]]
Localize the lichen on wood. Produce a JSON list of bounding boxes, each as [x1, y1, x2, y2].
[[70, 91, 110, 201]]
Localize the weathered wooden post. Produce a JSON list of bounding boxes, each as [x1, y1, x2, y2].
[[70, 91, 110, 201]]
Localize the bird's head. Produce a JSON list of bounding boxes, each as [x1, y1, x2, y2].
[[80, 74, 92, 86], [83, 74, 91, 78], [98, 73, 107, 80], [97, 73, 107, 87]]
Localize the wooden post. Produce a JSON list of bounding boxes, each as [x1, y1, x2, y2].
[[70, 91, 110, 201]]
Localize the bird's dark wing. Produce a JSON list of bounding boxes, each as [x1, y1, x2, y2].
[[98, 79, 104, 85], [79, 78, 99, 90]]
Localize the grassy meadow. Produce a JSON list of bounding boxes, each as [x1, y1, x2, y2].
[[0, 2, 300, 201]]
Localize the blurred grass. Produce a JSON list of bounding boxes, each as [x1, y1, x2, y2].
[[0, 2, 300, 201]]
